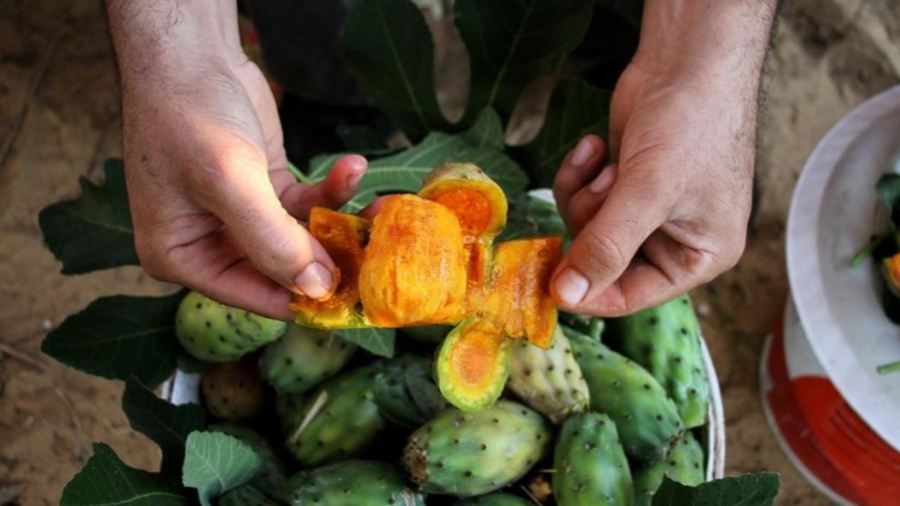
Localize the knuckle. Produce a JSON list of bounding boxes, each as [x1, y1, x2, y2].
[[581, 228, 628, 273]]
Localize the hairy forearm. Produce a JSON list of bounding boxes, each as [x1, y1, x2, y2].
[[637, 0, 778, 82], [105, 0, 243, 93]]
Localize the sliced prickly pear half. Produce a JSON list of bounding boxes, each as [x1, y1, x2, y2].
[[290, 207, 370, 329], [419, 162, 508, 241], [476, 236, 562, 349], [359, 194, 468, 327], [436, 318, 511, 411]]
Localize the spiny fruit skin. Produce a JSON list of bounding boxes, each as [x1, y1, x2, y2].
[[633, 431, 706, 506], [507, 325, 589, 424], [286, 460, 425, 506], [553, 412, 633, 506], [568, 330, 683, 464], [176, 290, 286, 363], [606, 294, 710, 429], [260, 323, 356, 395], [373, 354, 446, 428], [453, 493, 533, 505], [403, 400, 552, 497], [201, 357, 266, 422], [281, 365, 386, 466], [209, 424, 287, 500], [219, 484, 283, 506]]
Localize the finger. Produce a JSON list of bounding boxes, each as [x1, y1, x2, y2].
[[550, 177, 668, 315], [564, 163, 618, 237], [165, 228, 295, 320], [193, 147, 340, 300], [276, 154, 368, 218], [552, 135, 607, 222]]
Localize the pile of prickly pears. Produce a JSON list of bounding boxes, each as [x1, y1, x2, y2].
[[176, 289, 712, 506]]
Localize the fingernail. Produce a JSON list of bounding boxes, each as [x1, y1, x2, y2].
[[295, 262, 334, 299], [569, 137, 597, 167], [554, 267, 590, 306], [347, 171, 364, 188], [589, 164, 617, 194]]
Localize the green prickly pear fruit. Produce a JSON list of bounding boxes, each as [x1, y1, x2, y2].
[[220, 485, 284, 506], [404, 400, 552, 497], [633, 431, 706, 506], [209, 424, 287, 500], [281, 365, 386, 466], [553, 412, 633, 506], [285, 460, 425, 506], [260, 323, 356, 395], [507, 325, 589, 424], [453, 493, 533, 505], [373, 354, 447, 428], [176, 290, 286, 363], [606, 294, 710, 429], [201, 357, 265, 422], [568, 330, 683, 464]]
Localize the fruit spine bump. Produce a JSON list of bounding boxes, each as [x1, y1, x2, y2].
[[177, 290, 286, 363], [285, 460, 426, 506], [260, 322, 356, 395], [632, 431, 706, 506]]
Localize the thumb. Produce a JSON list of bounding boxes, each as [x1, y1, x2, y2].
[[203, 154, 338, 300], [550, 178, 666, 314]]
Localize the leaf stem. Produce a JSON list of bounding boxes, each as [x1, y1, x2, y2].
[[850, 235, 887, 267], [877, 360, 900, 375], [287, 161, 314, 184]]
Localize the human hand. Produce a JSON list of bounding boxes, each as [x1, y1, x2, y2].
[[550, 0, 777, 316], [121, 53, 365, 321]]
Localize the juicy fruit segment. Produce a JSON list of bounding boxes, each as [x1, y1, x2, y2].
[[260, 323, 356, 395], [419, 162, 508, 240], [201, 357, 265, 422], [633, 431, 706, 506], [553, 412, 633, 506], [436, 319, 512, 411], [280, 365, 386, 466], [360, 195, 468, 326], [404, 400, 552, 497], [290, 208, 370, 328], [568, 330, 684, 464], [507, 325, 589, 424], [177, 290, 286, 363], [453, 493, 532, 505], [285, 460, 425, 506], [606, 294, 710, 429]]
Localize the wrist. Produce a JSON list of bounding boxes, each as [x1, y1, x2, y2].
[[635, 0, 777, 82], [106, 0, 245, 95]]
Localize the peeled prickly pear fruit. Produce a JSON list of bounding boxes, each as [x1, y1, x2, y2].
[[633, 431, 706, 506], [553, 412, 633, 506], [568, 330, 683, 464], [201, 357, 265, 422], [606, 294, 710, 429], [453, 493, 533, 505], [260, 323, 356, 395], [507, 325, 589, 424], [281, 365, 386, 466], [404, 400, 552, 497], [436, 318, 512, 412], [219, 484, 283, 506], [285, 460, 425, 506], [373, 354, 447, 428], [177, 290, 286, 363], [209, 424, 287, 499]]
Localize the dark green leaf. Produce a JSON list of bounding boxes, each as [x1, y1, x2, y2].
[[343, 0, 451, 140], [310, 132, 528, 212], [183, 432, 263, 506], [337, 125, 391, 153], [513, 80, 612, 187], [336, 327, 396, 358], [499, 192, 568, 242], [652, 473, 780, 506], [177, 352, 211, 374], [41, 292, 184, 388], [38, 158, 138, 274], [405, 368, 447, 419], [876, 173, 900, 224], [60, 444, 192, 506], [122, 378, 206, 475], [463, 108, 505, 150], [455, 0, 594, 125]]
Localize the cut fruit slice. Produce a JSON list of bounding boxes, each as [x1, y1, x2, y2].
[[436, 318, 512, 411]]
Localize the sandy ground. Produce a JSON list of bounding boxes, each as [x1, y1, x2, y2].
[[2, 0, 900, 504]]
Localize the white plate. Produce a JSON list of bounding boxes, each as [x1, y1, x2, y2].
[[786, 84, 900, 450]]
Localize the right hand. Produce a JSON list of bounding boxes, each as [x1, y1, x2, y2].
[[121, 53, 366, 321]]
